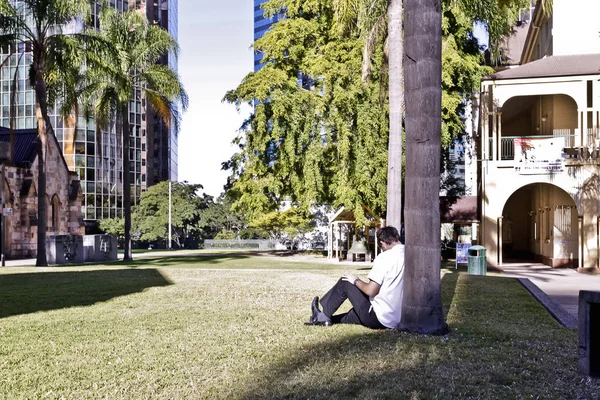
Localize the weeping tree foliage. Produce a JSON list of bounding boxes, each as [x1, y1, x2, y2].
[[224, 1, 389, 225], [224, 0, 530, 223]]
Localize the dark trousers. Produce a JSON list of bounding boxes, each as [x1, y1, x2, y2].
[[320, 278, 385, 329]]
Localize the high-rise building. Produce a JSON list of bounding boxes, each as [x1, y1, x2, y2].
[[145, 0, 179, 185], [0, 0, 179, 225], [253, 0, 280, 72]]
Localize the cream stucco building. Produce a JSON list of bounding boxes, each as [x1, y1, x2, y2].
[[480, 0, 600, 269]]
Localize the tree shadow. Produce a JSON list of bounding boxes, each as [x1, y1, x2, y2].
[[0, 269, 172, 319], [240, 330, 426, 399], [441, 268, 460, 320], [115, 253, 255, 268], [237, 274, 586, 399], [116, 252, 340, 270]]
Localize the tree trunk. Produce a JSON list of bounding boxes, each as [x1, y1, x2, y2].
[[34, 69, 49, 267], [386, 0, 404, 230], [122, 105, 133, 261], [400, 0, 447, 334]]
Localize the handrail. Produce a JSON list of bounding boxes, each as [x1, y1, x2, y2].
[[500, 134, 577, 160]]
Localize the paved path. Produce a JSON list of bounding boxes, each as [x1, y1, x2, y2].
[[497, 262, 600, 328]]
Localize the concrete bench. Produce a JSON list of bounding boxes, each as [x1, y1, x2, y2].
[[578, 290, 600, 377]]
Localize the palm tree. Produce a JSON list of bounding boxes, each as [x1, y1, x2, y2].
[[85, 8, 188, 261], [385, 0, 403, 230], [0, 0, 96, 266], [400, 0, 447, 334], [332, 0, 403, 229]]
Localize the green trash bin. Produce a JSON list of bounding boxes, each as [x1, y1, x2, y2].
[[467, 245, 486, 275]]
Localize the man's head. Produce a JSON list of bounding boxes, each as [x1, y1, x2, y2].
[[377, 226, 401, 248]]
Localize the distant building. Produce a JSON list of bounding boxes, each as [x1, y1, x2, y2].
[[144, 0, 180, 185], [253, 0, 281, 72], [0, 0, 179, 229]]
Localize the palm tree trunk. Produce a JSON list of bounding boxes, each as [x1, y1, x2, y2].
[[400, 0, 447, 334], [33, 72, 49, 267], [386, 0, 404, 230], [122, 104, 133, 261]]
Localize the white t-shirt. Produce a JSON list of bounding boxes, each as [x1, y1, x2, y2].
[[368, 244, 405, 328]]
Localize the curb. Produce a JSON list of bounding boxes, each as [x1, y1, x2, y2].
[[517, 278, 577, 328]]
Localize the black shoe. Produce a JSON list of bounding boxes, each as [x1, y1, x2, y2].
[[311, 296, 320, 317], [305, 296, 332, 326]]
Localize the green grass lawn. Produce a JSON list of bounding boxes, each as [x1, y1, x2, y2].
[[0, 255, 598, 399]]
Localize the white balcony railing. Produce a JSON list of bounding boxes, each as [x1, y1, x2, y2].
[[486, 129, 600, 161]]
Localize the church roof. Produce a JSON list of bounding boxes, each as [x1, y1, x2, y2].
[[0, 127, 38, 167], [483, 54, 600, 81]]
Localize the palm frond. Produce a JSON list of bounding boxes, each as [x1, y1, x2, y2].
[[362, 12, 386, 82]]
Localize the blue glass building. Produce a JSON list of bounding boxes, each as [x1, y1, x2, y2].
[[253, 0, 281, 71], [0, 0, 179, 224]]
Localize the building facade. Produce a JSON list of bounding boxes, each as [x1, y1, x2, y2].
[[144, 0, 180, 185], [0, 128, 84, 258], [479, 0, 600, 269], [0, 0, 178, 228]]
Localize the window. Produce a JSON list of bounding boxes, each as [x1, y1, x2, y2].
[[51, 195, 60, 231]]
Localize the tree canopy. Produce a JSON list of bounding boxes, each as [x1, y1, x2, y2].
[[132, 181, 208, 248], [224, 0, 527, 222]]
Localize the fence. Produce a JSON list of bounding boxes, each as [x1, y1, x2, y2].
[[203, 240, 278, 250]]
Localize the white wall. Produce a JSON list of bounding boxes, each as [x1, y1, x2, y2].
[[553, 0, 600, 56]]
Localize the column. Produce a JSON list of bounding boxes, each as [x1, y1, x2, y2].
[[497, 111, 502, 160], [498, 216, 503, 265], [579, 215, 584, 269]]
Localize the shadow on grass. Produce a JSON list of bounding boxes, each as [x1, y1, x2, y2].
[[241, 330, 428, 399], [238, 274, 591, 400], [441, 268, 460, 320], [0, 269, 172, 319], [120, 253, 274, 268], [116, 252, 340, 270]]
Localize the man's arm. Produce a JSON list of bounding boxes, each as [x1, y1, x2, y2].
[[342, 273, 381, 297]]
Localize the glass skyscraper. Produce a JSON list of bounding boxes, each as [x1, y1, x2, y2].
[[253, 0, 280, 71], [145, 0, 179, 185], [0, 0, 179, 225]]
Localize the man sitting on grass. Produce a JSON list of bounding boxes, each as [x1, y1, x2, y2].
[[305, 226, 405, 329]]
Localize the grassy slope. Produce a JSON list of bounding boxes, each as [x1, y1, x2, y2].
[[0, 256, 598, 399]]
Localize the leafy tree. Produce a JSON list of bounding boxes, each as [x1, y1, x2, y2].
[[248, 208, 314, 246], [225, 0, 528, 224], [132, 181, 206, 248], [99, 217, 125, 240], [84, 7, 188, 260], [225, 1, 389, 225], [197, 194, 246, 239], [0, 0, 105, 266]]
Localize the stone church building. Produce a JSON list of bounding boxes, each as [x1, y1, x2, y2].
[[0, 127, 84, 258]]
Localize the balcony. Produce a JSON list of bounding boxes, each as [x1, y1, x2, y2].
[[488, 129, 600, 162]]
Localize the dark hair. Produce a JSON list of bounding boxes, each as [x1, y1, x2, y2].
[[377, 226, 401, 244]]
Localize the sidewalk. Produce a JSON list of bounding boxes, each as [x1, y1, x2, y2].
[[497, 262, 600, 328]]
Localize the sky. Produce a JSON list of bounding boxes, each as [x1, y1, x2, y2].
[[175, 4, 487, 199], [177, 1, 253, 198]]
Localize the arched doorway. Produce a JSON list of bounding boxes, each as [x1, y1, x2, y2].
[[501, 183, 578, 267]]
